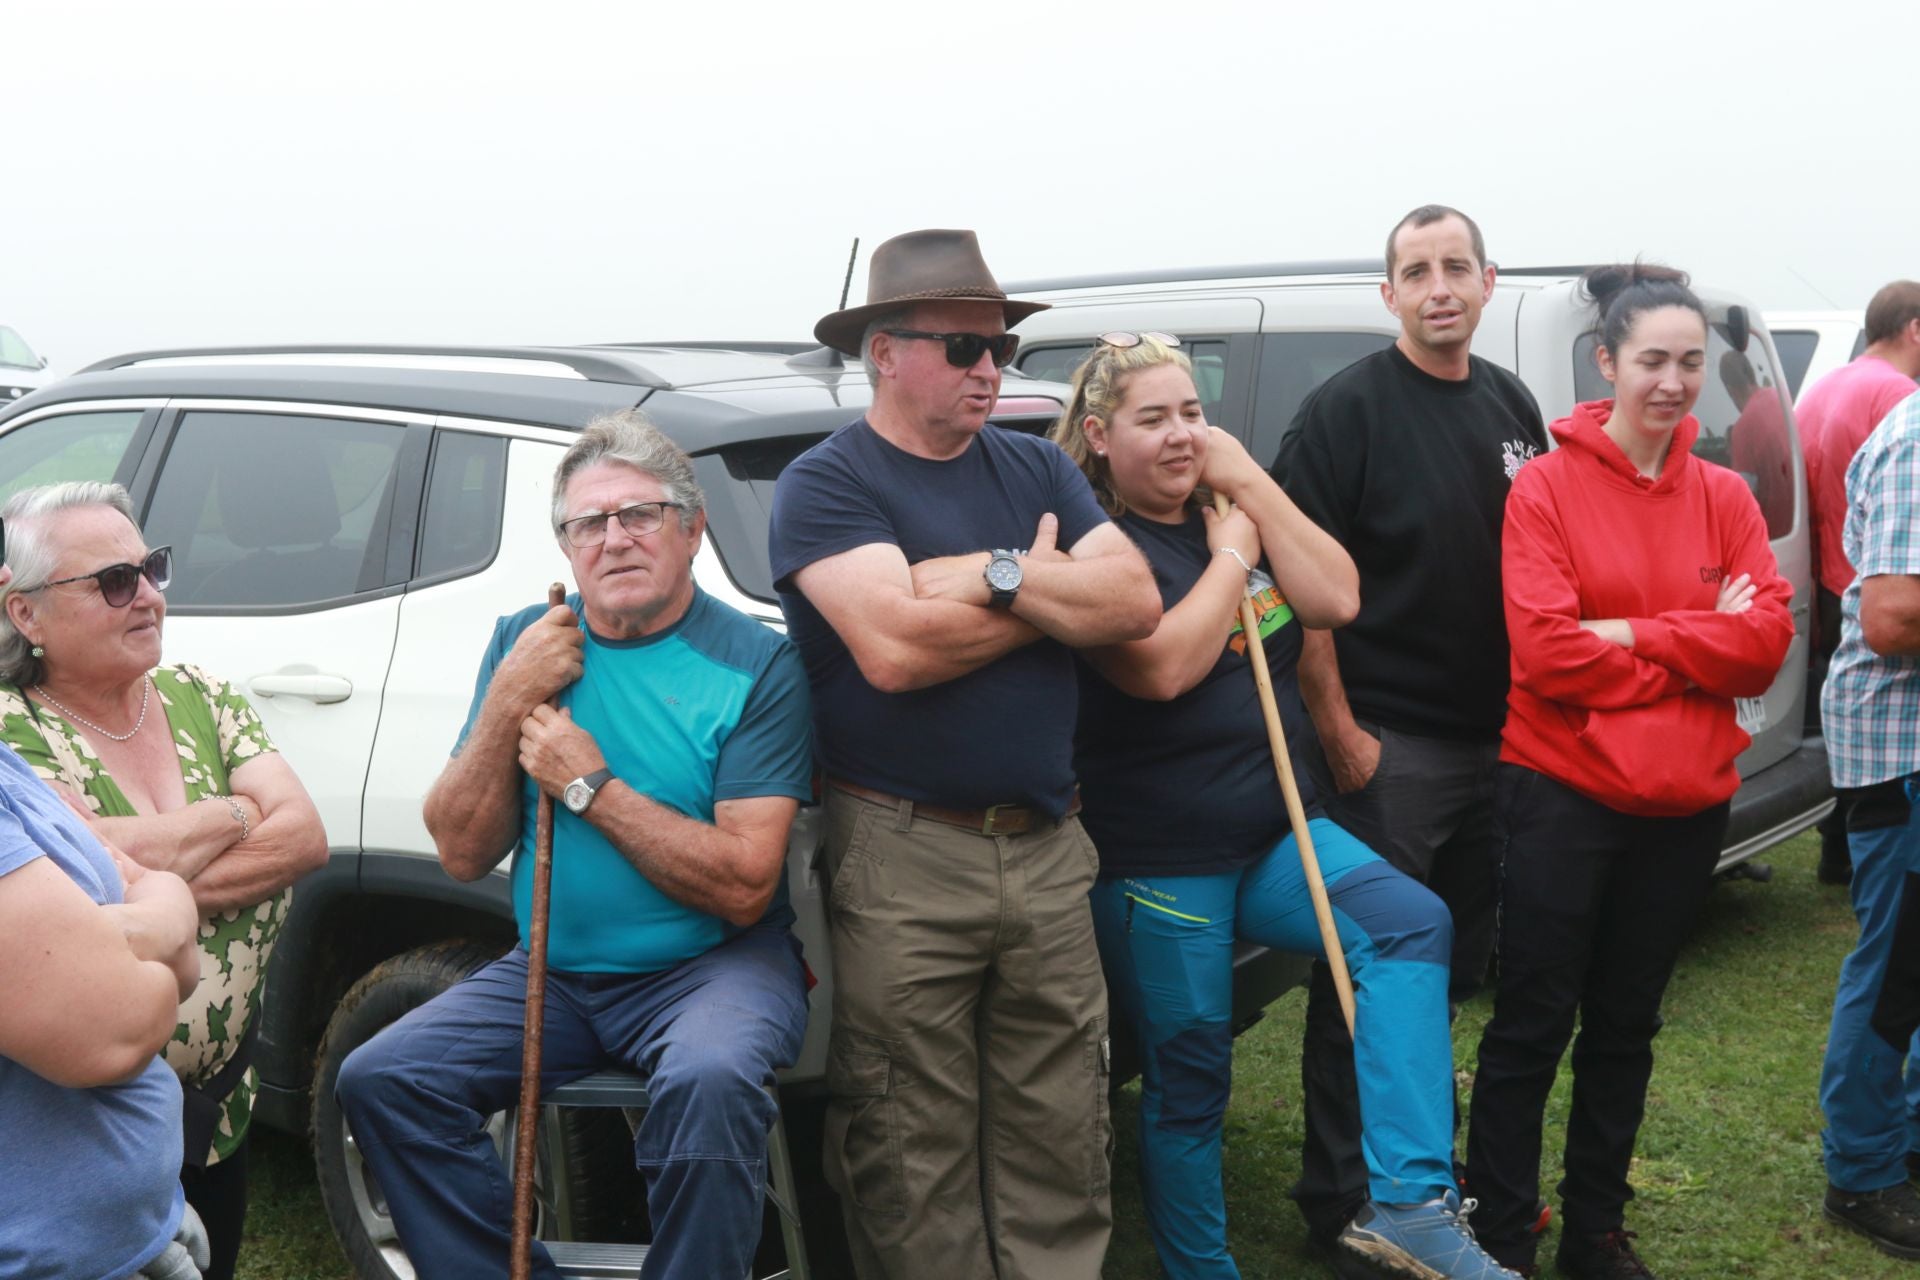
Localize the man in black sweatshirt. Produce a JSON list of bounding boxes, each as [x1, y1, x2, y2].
[[1273, 204, 1548, 1249]]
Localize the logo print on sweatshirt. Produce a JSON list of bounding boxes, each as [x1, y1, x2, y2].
[[1501, 439, 1539, 481]]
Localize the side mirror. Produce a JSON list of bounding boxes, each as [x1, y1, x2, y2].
[[1721, 306, 1751, 354]]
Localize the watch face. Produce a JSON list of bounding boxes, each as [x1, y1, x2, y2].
[[986, 556, 1022, 591], [563, 780, 593, 814]]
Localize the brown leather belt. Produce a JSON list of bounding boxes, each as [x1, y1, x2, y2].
[[827, 778, 1080, 837]]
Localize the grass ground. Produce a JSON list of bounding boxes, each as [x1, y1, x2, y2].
[[240, 830, 1906, 1279]]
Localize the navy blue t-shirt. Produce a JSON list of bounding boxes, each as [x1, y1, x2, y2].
[[1075, 510, 1320, 876], [769, 420, 1109, 817]]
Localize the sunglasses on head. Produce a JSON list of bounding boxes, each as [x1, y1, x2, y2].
[[883, 329, 1021, 369], [1097, 331, 1182, 350], [37, 546, 173, 607]]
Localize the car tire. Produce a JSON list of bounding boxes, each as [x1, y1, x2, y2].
[[310, 940, 645, 1280]]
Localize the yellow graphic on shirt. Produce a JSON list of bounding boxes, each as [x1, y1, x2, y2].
[[1228, 577, 1294, 656]]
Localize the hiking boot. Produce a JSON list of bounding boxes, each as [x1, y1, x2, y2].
[[1826, 1181, 1920, 1259], [1554, 1229, 1655, 1278], [1339, 1191, 1523, 1278], [1455, 1163, 1552, 1236]]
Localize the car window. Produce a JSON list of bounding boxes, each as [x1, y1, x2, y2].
[[1772, 330, 1817, 399], [1015, 339, 1230, 422], [0, 410, 145, 504], [1250, 331, 1397, 465], [0, 328, 37, 369], [1573, 313, 1796, 538], [416, 430, 507, 581], [145, 410, 411, 608]]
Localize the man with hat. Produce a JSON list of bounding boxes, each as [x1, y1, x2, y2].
[[770, 228, 1160, 1279]]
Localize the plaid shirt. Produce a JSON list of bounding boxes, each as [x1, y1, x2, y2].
[[1825, 389, 1920, 788]]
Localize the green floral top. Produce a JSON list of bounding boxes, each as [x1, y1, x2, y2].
[[0, 664, 289, 1165]]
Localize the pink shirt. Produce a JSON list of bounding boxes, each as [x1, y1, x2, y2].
[[1801, 355, 1918, 595]]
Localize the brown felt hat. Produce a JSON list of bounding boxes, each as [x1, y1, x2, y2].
[[813, 229, 1050, 356]]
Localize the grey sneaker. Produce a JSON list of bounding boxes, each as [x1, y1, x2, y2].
[[1340, 1191, 1524, 1279], [1826, 1181, 1920, 1259]]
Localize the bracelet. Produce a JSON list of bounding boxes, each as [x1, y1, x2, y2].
[[215, 794, 249, 843], [1215, 546, 1255, 578]]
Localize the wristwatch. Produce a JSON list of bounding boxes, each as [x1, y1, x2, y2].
[[562, 768, 615, 815], [983, 549, 1023, 607]]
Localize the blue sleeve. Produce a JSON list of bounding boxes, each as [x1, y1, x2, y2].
[[769, 436, 894, 591], [1046, 441, 1113, 553], [451, 615, 516, 756], [0, 797, 45, 881], [713, 639, 815, 804]]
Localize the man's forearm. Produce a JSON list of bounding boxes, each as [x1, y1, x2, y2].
[[868, 595, 1044, 691], [1013, 552, 1160, 646], [584, 787, 788, 927], [425, 699, 527, 880], [1297, 626, 1361, 740]]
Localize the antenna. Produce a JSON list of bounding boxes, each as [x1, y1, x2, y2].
[[790, 237, 862, 370], [1786, 265, 1840, 310]]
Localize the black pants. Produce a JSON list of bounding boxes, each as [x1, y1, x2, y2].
[[1293, 720, 1501, 1236], [1465, 765, 1725, 1267], [1811, 586, 1851, 868], [179, 1135, 249, 1280]]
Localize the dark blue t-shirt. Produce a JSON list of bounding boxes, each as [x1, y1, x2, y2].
[[1075, 510, 1320, 876], [769, 420, 1109, 817]]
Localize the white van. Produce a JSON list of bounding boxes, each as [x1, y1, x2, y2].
[[1007, 260, 1831, 873]]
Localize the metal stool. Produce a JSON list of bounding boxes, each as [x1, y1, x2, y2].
[[540, 1069, 810, 1280]]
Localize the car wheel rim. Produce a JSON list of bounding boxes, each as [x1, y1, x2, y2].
[[342, 1121, 416, 1280]]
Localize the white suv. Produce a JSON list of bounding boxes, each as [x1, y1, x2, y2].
[[1006, 261, 1832, 873]]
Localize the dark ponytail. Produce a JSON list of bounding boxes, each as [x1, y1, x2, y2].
[[1581, 262, 1706, 353]]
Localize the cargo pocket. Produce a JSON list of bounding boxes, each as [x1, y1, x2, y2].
[[1087, 1020, 1113, 1196], [822, 795, 881, 916], [823, 1034, 907, 1220]]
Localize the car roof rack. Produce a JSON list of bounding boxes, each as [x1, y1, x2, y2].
[[78, 344, 667, 387], [1004, 258, 1384, 294]]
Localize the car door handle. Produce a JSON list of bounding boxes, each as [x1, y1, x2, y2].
[[249, 674, 354, 704]]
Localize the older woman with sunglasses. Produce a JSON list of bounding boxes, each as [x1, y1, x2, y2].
[[1053, 334, 1519, 1280], [0, 481, 327, 1280]]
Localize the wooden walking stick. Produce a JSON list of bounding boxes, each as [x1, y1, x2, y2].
[[1214, 494, 1358, 1036], [511, 581, 569, 1280]]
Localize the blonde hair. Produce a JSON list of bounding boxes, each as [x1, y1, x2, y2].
[[1048, 336, 1195, 518]]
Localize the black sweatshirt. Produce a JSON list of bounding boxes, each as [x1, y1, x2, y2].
[[1273, 344, 1547, 741]]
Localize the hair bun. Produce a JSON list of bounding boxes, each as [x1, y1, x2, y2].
[[1581, 261, 1690, 310]]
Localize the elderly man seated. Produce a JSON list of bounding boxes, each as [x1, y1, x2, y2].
[[338, 411, 814, 1280]]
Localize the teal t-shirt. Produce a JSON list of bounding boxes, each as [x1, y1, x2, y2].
[[456, 588, 813, 973]]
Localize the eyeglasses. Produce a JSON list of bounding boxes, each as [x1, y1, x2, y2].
[[1097, 331, 1182, 350], [883, 329, 1022, 369], [36, 546, 173, 607], [559, 501, 684, 548]]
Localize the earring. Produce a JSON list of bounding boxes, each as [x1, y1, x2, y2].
[[29, 645, 43, 658]]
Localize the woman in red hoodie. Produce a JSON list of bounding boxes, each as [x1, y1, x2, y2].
[[1462, 264, 1795, 1279]]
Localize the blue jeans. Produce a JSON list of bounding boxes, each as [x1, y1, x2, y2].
[[336, 922, 809, 1280], [1822, 775, 1920, 1191], [1089, 818, 1455, 1280]]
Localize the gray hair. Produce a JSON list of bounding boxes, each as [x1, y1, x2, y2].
[[860, 306, 915, 382], [550, 409, 705, 546], [0, 482, 140, 686]]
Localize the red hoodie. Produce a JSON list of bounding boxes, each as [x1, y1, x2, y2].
[[1500, 400, 1796, 816]]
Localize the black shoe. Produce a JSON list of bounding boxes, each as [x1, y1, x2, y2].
[[1826, 1181, 1920, 1259], [1908, 1150, 1920, 1184], [1555, 1229, 1656, 1279]]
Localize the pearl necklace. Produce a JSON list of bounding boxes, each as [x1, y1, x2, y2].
[[34, 678, 151, 742]]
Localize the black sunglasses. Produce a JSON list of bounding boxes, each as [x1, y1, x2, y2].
[[883, 329, 1021, 369], [1098, 331, 1182, 350], [36, 546, 173, 607]]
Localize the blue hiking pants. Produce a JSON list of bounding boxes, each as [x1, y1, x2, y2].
[[336, 922, 808, 1280], [1822, 775, 1920, 1191], [1089, 818, 1455, 1280]]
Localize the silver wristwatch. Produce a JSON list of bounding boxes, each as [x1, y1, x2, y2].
[[562, 768, 615, 815]]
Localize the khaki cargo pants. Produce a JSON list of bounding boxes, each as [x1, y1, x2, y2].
[[820, 787, 1113, 1280]]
